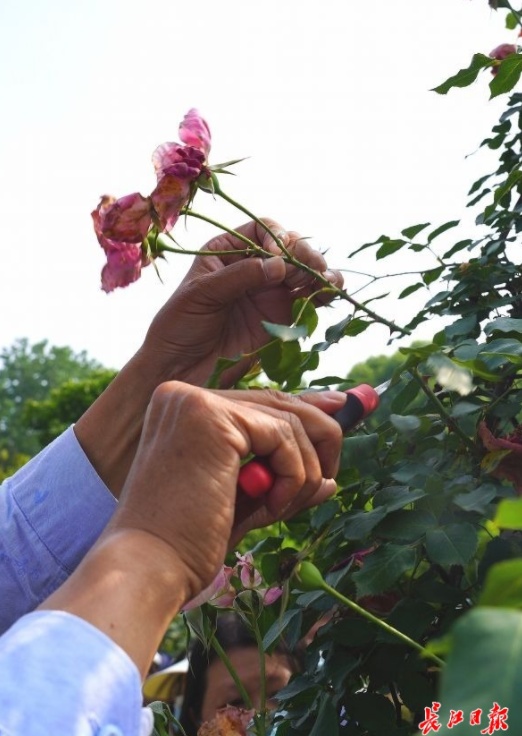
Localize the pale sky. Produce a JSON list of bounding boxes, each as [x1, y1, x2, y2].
[[0, 1, 511, 379]]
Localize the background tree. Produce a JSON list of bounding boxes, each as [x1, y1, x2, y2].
[[0, 338, 110, 471]]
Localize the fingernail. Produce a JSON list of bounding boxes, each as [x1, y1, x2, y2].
[[323, 269, 337, 283], [317, 390, 347, 406]]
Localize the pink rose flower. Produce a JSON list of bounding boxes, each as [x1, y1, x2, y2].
[[183, 552, 282, 611], [478, 421, 522, 493], [152, 109, 211, 182], [179, 108, 211, 158]]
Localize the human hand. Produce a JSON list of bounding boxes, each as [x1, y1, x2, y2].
[[109, 383, 345, 602], [139, 219, 344, 387]]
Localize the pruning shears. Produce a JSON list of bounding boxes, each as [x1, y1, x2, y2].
[[238, 380, 391, 498]]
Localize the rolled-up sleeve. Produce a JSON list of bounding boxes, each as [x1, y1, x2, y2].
[[0, 610, 153, 736], [0, 427, 116, 634]]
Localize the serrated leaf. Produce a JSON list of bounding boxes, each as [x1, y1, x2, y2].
[[432, 53, 493, 94], [442, 238, 473, 258], [425, 523, 478, 567], [422, 266, 445, 285], [490, 54, 522, 98], [453, 483, 497, 513], [353, 545, 416, 596], [479, 559, 522, 608], [390, 379, 421, 413], [343, 507, 388, 540]]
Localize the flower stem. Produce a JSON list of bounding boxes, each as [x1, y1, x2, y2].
[[320, 579, 445, 668], [251, 618, 267, 736], [212, 187, 410, 337], [210, 635, 254, 711], [157, 234, 251, 258], [180, 208, 267, 255]]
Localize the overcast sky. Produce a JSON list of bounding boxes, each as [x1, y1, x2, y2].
[[0, 1, 512, 379]]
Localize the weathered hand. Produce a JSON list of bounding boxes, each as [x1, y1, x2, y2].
[[140, 218, 344, 387], [110, 384, 345, 600]]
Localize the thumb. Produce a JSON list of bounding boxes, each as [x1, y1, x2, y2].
[[197, 256, 286, 306]]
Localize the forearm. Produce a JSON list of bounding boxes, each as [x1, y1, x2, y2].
[[39, 528, 189, 678]]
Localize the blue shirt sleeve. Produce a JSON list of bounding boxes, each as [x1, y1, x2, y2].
[[0, 427, 117, 634], [0, 610, 153, 736]]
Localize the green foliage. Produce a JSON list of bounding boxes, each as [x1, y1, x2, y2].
[[187, 20, 522, 736], [24, 369, 116, 447], [0, 338, 107, 469]]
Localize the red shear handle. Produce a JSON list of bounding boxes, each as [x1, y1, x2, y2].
[[237, 384, 380, 498]]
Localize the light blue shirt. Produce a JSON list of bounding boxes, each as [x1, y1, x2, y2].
[[0, 428, 154, 735]]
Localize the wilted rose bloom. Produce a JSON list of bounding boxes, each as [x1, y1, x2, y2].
[[489, 43, 517, 74], [96, 192, 152, 243], [152, 108, 211, 182], [197, 705, 254, 736], [101, 244, 150, 293], [478, 421, 522, 493]]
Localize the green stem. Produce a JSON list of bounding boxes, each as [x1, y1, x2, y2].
[[180, 208, 266, 255], [210, 635, 254, 711], [411, 368, 478, 455], [320, 580, 445, 668], [157, 235, 251, 258], [251, 617, 267, 736], [213, 187, 410, 337]]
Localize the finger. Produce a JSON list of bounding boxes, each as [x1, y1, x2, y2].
[[239, 407, 323, 518], [216, 388, 345, 480], [203, 218, 287, 264]]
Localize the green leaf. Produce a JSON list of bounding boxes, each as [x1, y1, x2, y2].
[[353, 544, 416, 596], [263, 608, 303, 650], [398, 283, 424, 299], [261, 321, 307, 342], [390, 413, 422, 433], [343, 507, 388, 540], [340, 434, 379, 474], [442, 238, 473, 258], [453, 483, 497, 513], [401, 222, 430, 239], [479, 559, 522, 608], [494, 498, 522, 530], [376, 238, 407, 259], [432, 53, 493, 94], [422, 266, 445, 285], [427, 220, 460, 243], [425, 523, 478, 567], [309, 695, 339, 736], [373, 485, 427, 512], [390, 380, 421, 414], [344, 693, 397, 733], [206, 355, 242, 388], [436, 609, 522, 735], [377, 509, 438, 542], [484, 317, 522, 336], [490, 54, 522, 98], [292, 298, 318, 337]]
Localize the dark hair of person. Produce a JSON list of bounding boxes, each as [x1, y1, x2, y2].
[[178, 612, 303, 736]]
